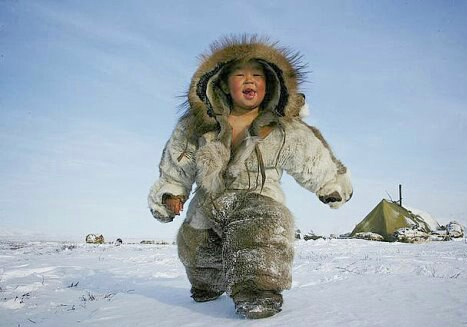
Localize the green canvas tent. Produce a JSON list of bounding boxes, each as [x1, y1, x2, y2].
[[351, 199, 433, 241]]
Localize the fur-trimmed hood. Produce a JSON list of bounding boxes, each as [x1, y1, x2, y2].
[[182, 35, 307, 140]]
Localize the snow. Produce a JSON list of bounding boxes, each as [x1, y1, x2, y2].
[[406, 206, 442, 231], [1, 239, 467, 326]]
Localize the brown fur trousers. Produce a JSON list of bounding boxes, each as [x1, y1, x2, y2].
[[177, 191, 295, 296]]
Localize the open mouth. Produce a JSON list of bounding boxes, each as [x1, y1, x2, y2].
[[242, 88, 256, 99]]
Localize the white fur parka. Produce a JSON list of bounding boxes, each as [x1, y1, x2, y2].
[[148, 36, 353, 228]]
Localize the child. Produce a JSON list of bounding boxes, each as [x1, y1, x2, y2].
[[148, 35, 352, 319]]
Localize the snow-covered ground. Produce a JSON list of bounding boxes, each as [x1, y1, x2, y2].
[[1, 238, 466, 327]]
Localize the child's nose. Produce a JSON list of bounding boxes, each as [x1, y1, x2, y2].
[[244, 73, 254, 83]]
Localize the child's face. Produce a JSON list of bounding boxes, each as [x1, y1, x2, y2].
[[227, 61, 266, 113]]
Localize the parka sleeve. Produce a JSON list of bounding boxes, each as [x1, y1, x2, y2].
[[147, 120, 197, 222], [278, 120, 353, 208]]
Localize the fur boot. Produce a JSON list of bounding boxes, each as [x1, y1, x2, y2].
[[233, 288, 283, 319]]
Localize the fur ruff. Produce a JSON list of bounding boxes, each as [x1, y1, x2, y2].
[[181, 35, 307, 140]]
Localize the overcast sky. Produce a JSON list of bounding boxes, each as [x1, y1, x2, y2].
[[1, 0, 466, 241]]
